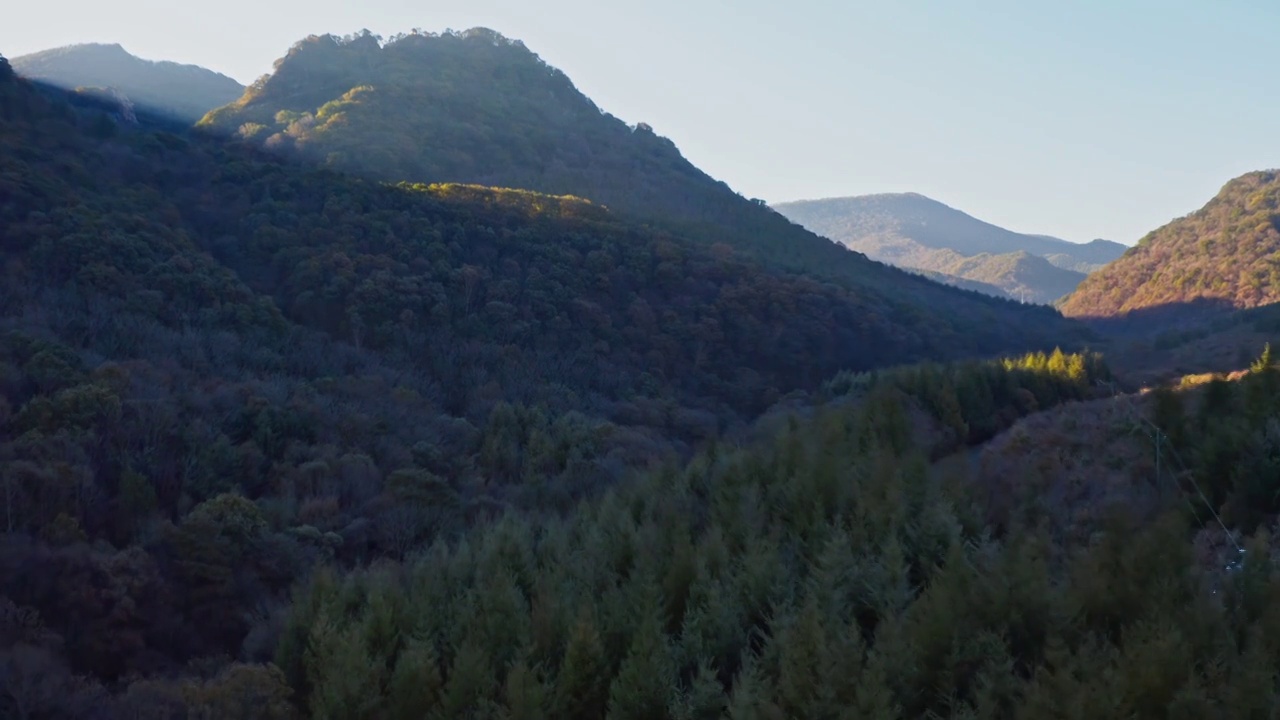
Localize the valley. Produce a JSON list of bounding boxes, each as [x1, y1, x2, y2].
[[2, 22, 1280, 720]]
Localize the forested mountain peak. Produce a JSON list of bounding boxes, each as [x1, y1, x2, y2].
[[1061, 169, 1280, 321], [201, 30, 1083, 318], [203, 27, 739, 233], [10, 41, 244, 122], [234, 29, 569, 109], [221, 28, 613, 147]]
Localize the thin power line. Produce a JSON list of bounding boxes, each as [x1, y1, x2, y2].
[[1096, 380, 1243, 555]]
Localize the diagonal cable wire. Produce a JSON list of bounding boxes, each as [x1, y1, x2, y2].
[[1095, 380, 1242, 555]]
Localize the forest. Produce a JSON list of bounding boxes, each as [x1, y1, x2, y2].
[[5, 35, 1280, 719]]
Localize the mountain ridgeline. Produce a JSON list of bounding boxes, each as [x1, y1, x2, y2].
[[1062, 170, 1280, 323], [774, 192, 1126, 304], [200, 29, 818, 261], [197, 30, 1089, 331], [10, 42, 245, 122]]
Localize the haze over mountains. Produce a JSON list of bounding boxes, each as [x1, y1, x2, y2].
[[774, 193, 1126, 304], [10, 42, 245, 122]]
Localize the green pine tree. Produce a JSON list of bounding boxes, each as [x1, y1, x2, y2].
[[552, 614, 610, 720], [501, 656, 549, 720], [1251, 342, 1275, 373], [606, 610, 674, 720], [387, 636, 445, 719]]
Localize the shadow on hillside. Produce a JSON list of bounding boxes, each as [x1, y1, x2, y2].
[[1098, 301, 1280, 385], [31, 79, 200, 132], [1074, 298, 1240, 337]]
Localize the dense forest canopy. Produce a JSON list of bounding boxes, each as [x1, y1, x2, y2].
[[1062, 170, 1280, 321], [10, 43, 245, 123], [276, 350, 1280, 719]]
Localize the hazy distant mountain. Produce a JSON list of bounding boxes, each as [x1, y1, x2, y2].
[[11, 43, 243, 122], [1061, 170, 1280, 321], [909, 268, 1010, 297], [773, 193, 1125, 304], [198, 27, 1089, 353], [914, 249, 1088, 304]]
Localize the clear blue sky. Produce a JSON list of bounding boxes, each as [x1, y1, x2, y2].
[[4, 0, 1279, 245]]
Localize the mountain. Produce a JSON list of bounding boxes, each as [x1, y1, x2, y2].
[[910, 267, 1010, 296], [773, 192, 1126, 303], [10, 42, 244, 122], [771, 192, 1125, 268], [1061, 170, 1280, 322], [196, 29, 1096, 333], [201, 28, 830, 270]]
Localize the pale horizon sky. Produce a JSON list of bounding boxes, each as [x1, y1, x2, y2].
[[5, 1, 1278, 246]]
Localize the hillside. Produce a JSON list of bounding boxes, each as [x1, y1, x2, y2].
[[774, 192, 1124, 303], [197, 29, 1098, 332], [1061, 170, 1280, 321], [11, 42, 244, 122]]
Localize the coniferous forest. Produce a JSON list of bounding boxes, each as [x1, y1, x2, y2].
[[4, 26, 1280, 720]]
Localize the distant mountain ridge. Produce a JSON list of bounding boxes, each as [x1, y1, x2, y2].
[[915, 249, 1090, 304], [1061, 170, 1280, 322], [773, 193, 1125, 304], [11, 42, 244, 122]]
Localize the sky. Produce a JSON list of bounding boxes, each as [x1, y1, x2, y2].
[[4, 0, 1279, 245]]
